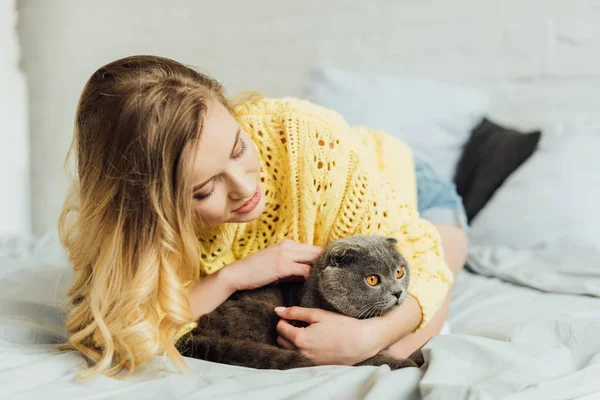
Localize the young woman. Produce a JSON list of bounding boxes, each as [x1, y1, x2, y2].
[[59, 55, 468, 377]]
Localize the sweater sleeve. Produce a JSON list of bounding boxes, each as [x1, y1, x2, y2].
[[323, 128, 454, 331]]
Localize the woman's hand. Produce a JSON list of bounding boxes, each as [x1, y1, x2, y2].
[[274, 296, 423, 366], [274, 307, 381, 366], [222, 240, 322, 292]]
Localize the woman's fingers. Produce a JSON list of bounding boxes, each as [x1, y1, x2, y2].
[[276, 318, 301, 344], [276, 335, 297, 350], [275, 306, 323, 324], [290, 249, 323, 264], [279, 240, 322, 263], [293, 262, 312, 280]]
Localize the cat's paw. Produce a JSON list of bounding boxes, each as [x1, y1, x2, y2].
[[355, 354, 418, 370], [386, 358, 418, 370], [408, 348, 425, 368]]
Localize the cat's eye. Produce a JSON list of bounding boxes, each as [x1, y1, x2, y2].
[[396, 268, 404, 279], [365, 275, 380, 286]]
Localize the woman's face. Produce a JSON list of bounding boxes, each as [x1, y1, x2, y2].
[[189, 100, 264, 226]]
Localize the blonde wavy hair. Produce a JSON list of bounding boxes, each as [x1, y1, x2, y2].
[[58, 55, 231, 378]]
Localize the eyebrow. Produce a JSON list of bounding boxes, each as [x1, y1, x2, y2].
[[192, 127, 241, 193]]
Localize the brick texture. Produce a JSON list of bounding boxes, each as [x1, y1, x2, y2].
[[16, 0, 600, 233]]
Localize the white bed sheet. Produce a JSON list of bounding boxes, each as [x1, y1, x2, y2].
[[1, 233, 600, 400]]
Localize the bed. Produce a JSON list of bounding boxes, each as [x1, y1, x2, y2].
[[2, 234, 600, 400]]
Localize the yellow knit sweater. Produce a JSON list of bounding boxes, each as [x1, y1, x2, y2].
[[195, 97, 453, 330]]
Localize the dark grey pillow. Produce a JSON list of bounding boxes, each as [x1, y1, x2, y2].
[[453, 118, 542, 222]]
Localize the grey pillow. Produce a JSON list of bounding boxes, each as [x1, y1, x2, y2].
[[453, 118, 542, 222]]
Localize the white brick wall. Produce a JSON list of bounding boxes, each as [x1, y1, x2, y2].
[[17, 0, 600, 233], [1, 0, 29, 234], [318, 0, 600, 132]]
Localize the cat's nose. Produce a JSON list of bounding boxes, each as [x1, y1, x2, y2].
[[392, 290, 403, 299]]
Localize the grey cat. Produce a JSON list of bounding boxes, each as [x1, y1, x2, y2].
[[176, 235, 417, 370]]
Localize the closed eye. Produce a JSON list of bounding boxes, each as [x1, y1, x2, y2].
[[194, 186, 215, 201], [194, 180, 216, 200], [194, 176, 225, 201], [232, 137, 247, 160]]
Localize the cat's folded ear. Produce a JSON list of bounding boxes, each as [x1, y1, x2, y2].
[[327, 243, 361, 267], [386, 237, 398, 246]]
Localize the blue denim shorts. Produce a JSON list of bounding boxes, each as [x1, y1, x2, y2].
[[414, 154, 468, 231]]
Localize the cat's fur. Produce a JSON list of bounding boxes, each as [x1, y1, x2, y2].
[[176, 235, 417, 370]]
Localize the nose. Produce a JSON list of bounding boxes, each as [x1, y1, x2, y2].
[[392, 290, 403, 299], [227, 169, 255, 201]]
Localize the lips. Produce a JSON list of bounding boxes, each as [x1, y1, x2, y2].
[[233, 187, 261, 214]]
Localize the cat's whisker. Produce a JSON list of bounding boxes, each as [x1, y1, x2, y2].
[[362, 304, 379, 320], [355, 305, 369, 317], [371, 300, 390, 319], [356, 299, 390, 320], [355, 304, 376, 320], [366, 305, 380, 319], [356, 306, 373, 320]]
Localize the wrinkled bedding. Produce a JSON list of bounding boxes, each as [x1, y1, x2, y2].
[[1, 233, 599, 400]]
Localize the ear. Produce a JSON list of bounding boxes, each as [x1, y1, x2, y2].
[[328, 245, 361, 267], [386, 237, 398, 246]]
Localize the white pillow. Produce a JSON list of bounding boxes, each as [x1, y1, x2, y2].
[[307, 66, 490, 181], [470, 134, 600, 249]]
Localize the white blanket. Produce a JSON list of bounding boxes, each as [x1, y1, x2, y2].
[[467, 243, 600, 297], [1, 234, 600, 400]]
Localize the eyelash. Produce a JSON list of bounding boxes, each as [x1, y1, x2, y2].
[[194, 138, 247, 201], [194, 187, 215, 201], [232, 139, 247, 160]]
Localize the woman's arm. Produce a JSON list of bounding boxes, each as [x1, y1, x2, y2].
[[274, 298, 419, 366], [384, 223, 468, 358], [186, 268, 235, 320], [275, 223, 467, 365], [360, 223, 468, 353], [364, 295, 422, 353], [187, 240, 322, 320]]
